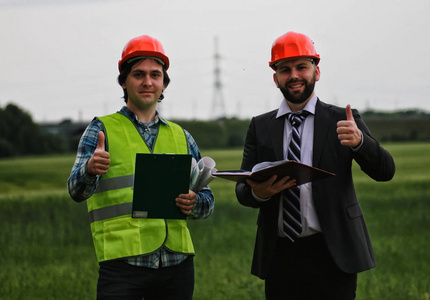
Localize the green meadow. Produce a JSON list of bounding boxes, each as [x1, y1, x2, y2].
[[0, 143, 429, 299]]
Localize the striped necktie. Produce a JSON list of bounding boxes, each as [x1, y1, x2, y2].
[[283, 111, 309, 242]]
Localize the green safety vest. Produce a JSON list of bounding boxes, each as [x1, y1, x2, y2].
[[87, 112, 194, 262]]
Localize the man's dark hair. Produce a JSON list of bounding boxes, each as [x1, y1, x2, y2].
[[117, 58, 171, 103]]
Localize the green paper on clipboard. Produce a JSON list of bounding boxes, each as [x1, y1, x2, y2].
[[132, 153, 191, 220]]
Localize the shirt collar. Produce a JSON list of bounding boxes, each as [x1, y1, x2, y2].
[[276, 94, 318, 119], [119, 106, 170, 127]]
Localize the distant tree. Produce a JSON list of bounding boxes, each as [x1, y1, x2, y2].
[[0, 103, 67, 157]]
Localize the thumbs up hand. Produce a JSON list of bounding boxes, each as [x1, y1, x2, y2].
[[87, 131, 111, 176], [336, 104, 362, 147]]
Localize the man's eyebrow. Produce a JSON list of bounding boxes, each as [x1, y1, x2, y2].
[[295, 62, 309, 67], [131, 69, 162, 74]]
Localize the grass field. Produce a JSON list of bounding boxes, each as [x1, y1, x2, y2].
[[0, 143, 429, 299]]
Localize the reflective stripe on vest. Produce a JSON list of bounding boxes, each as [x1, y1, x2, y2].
[[87, 113, 193, 262], [94, 174, 134, 194], [89, 202, 132, 223]]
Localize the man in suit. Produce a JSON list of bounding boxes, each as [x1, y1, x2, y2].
[[235, 31, 395, 299]]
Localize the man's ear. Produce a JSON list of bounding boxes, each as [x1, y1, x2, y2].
[[315, 65, 321, 82], [273, 73, 279, 88]]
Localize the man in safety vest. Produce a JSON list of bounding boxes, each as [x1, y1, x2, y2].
[[68, 35, 214, 300]]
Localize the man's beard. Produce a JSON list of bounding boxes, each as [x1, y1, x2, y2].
[[278, 77, 316, 104]]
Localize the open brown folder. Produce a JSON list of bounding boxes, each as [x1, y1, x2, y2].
[[132, 153, 191, 220], [212, 160, 335, 186]]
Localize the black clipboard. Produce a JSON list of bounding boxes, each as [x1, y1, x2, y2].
[[132, 153, 191, 220]]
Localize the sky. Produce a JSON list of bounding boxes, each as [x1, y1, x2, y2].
[[1, 0, 429, 123]]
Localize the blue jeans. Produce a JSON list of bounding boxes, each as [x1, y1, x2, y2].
[[97, 256, 194, 300]]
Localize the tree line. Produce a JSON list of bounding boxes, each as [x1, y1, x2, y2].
[[1, 102, 430, 158], [0, 103, 67, 158]]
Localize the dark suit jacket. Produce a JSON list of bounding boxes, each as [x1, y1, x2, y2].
[[235, 99, 395, 279]]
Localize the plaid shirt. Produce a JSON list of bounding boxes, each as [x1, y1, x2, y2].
[[68, 106, 214, 268]]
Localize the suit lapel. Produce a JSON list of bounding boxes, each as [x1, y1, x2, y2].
[[313, 99, 333, 167], [269, 113, 285, 161]]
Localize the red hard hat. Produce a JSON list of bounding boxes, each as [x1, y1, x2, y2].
[[118, 35, 170, 71], [269, 32, 320, 70]]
